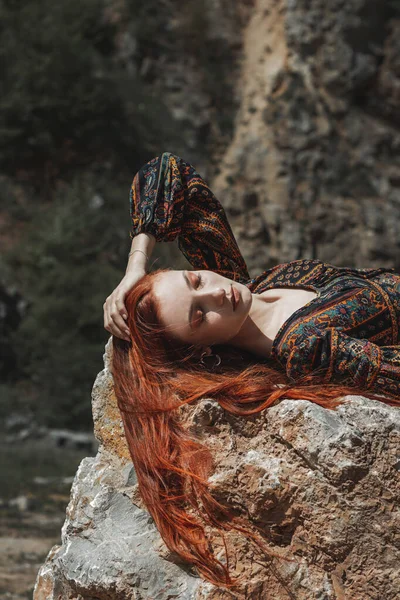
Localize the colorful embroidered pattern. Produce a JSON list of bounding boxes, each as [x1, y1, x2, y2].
[[270, 271, 400, 396], [130, 152, 400, 397], [130, 152, 249, 283]]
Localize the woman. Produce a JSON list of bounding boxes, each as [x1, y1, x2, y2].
[[104, 152, 400, 589]]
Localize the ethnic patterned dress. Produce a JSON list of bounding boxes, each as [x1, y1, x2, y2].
[[129, 152, 400, 397]]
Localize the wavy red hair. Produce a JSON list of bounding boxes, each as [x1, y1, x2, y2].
[[111, 268, 399, 588]]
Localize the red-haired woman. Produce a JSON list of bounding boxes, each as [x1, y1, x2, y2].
[[103, 152, 400, 589]]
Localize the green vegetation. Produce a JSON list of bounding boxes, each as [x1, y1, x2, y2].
[[0, 0, 175, 176], [0, 0, 239, 432], [0, 0, 182, 430], [1, 174, 129, 427]]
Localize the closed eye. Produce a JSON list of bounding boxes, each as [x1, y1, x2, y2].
[[196, 273, 205, 289], [195, 273, 207, 323], [184, 270, 208, 328]]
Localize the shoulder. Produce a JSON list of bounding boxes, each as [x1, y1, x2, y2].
[[248, 259, 327, 293]]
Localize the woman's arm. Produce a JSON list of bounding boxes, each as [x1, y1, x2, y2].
[[125, 232, 156, 275], [130, 152, 250, 283], [284, 327, 400, 397], [105, 151, 250, 341]]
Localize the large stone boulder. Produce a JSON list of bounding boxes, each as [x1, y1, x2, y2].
[[34, 338, 399, 599]]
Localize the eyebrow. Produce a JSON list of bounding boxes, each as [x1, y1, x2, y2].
[[183, 271, 194, 330]]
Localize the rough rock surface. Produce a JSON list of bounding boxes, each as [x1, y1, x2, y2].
[[112, 0, 253, 175], [114, 0, 400, 276], [34, 339, 400, 599], [210, 0, 400, 276], [33, 1, 400, 598]]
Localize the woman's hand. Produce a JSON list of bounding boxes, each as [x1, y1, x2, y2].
[[105, 232, 155, 340], [103, 270, 145, 341]]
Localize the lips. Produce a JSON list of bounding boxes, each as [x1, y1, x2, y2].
[[230, 284, 240, 311], [231, 285, 236, 310]]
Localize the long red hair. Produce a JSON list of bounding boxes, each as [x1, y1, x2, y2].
[[111, 268, 399, 588]]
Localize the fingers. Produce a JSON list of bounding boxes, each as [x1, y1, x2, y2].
[[103, 294, 131, 342]]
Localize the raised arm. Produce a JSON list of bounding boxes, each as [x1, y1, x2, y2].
[[129, 152, 250, 283]]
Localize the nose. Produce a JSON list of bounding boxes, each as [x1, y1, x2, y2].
[[213, 287, 226, 305], [199, 286, 226, 306]]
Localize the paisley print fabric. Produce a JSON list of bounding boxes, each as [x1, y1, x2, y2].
[[129, 152, 400, 397], [272, 271, 400, 396], [130, 152, 249, 283]]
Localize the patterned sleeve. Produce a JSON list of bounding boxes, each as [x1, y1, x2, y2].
[[129, 152, 250, 283], [284, 327, 400, 396]]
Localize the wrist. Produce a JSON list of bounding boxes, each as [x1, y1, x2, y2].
[[128, 248, 148, 261], [122, 271, 145, 288], [126, 232, 155, 273], [125, 256, 147, 275]]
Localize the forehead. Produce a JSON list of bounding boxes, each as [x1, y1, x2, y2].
[[153, 270, 191, 339], [153, 269, 182, 297]]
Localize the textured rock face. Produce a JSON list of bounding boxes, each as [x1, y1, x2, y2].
[[211, 0, 400, 276], [33, 338, 202, 600], [34, 339, 400, 599], [114, 0, 400, 275], [114, 0, 252, 173], [34, 1, 400, 598]]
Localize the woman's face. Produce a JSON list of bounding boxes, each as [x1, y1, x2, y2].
[[152, 269, 253, 347]]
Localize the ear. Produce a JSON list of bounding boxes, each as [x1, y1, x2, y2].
[[195, 345, 212, 359], [202, 346, 213, 356]]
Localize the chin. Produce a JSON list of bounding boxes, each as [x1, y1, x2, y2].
[[241, 286, 252, 309]]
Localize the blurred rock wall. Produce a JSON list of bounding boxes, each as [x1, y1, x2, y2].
[[212, 0, 400, 276]]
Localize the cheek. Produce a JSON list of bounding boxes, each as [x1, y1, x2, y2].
[[205, 313, 242, 343]]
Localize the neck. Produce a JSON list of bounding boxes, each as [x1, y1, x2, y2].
[[229, 292, 279, 358]]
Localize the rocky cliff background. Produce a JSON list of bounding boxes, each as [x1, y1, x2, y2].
[[2, 0, 400, 598], [2, 0, 400, 431], [212, 0, 400, 275]]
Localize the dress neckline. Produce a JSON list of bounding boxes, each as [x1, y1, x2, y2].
[[264, 284, 322, 360]]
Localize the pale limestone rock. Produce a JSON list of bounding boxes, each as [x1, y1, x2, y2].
[[34, 338, 400, 600], [34, 338, 202, 600]]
